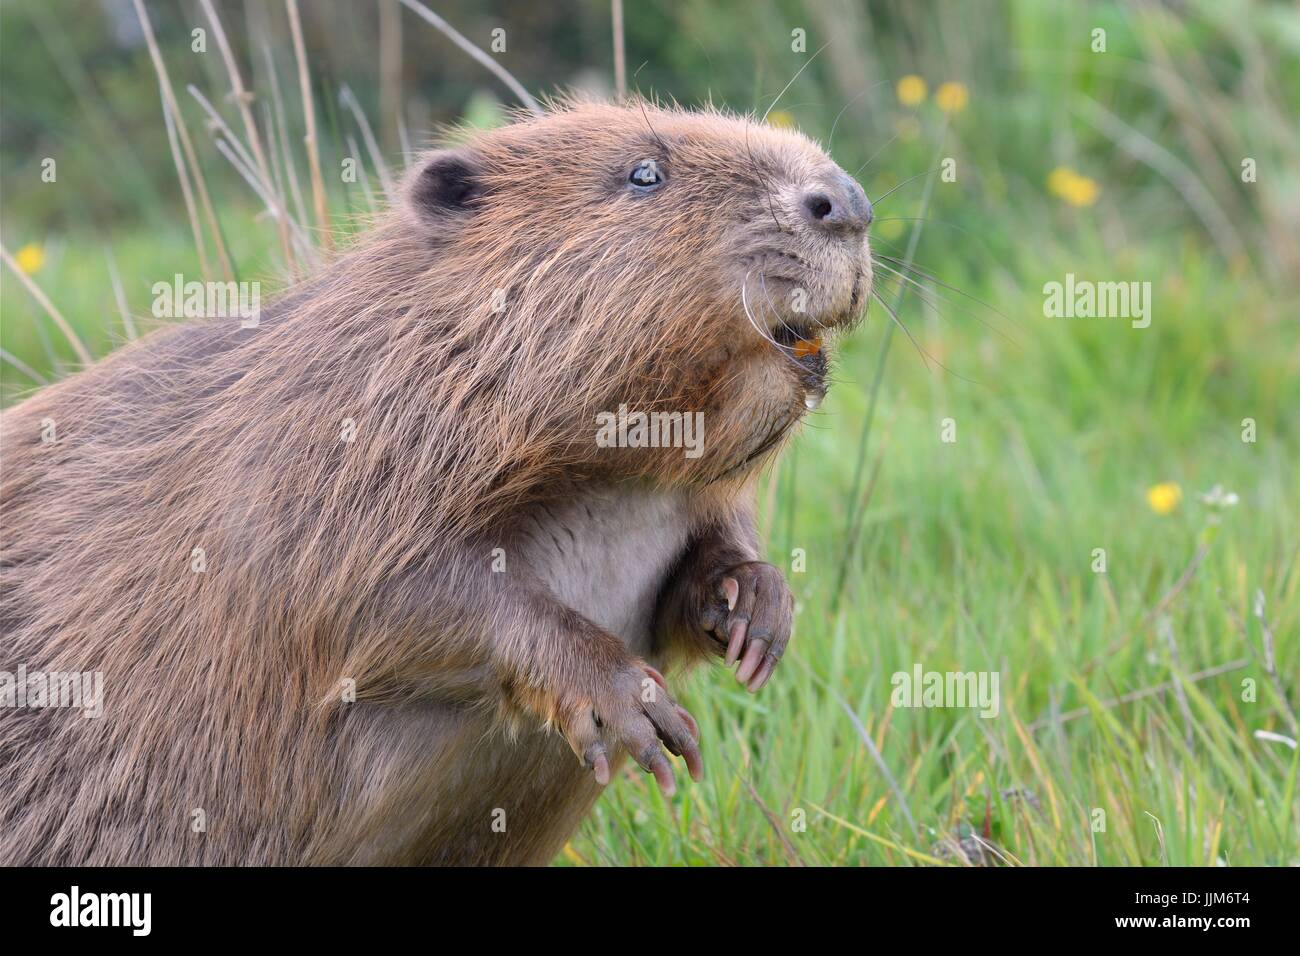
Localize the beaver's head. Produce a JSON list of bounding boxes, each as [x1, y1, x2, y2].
[[404, 98, 872, 482]]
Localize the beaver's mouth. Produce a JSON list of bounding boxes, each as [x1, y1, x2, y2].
[[773, 318, 830, 405], [772, 317, 821, 354]]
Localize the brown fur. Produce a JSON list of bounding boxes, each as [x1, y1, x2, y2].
[[0, 98, 870, 864]]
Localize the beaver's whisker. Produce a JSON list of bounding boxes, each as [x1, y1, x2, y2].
[[741, 270, 802, 364], [871, 169, 934, 207], [758, 272, 813, 370], [869, 286, 938, 374], [870, 259, 947, 309], [869, 263, 974, 338], [869, 261, 985, 338], [760, 41, 829, 123], [635, 98, 669, 155], [744, 121, 788, 234], [875, 252, 1012, 317], [852, 131, 899, 180], [869, 287, 984, 387], [741, 270, 780, 349], [871, 255, 1020, 347], [828, 81, 889, 154]]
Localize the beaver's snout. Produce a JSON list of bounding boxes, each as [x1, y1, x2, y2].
[[800, 170, 873, 236]]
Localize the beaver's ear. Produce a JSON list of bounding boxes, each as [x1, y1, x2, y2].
[[408, 149, 487, 225]]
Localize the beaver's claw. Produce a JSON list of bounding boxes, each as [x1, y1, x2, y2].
[[700, 561, 794, 692], [559, 662, 701, 796]]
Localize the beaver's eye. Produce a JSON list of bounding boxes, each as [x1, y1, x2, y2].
[[629, 159, 664, 190]]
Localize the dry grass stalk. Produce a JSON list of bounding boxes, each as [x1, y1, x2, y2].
[[199, 0, 296, 271], [132, 0, 235, 282], [285, 0, 332, 250]]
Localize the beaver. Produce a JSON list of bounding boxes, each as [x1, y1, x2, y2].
[[0, 97, 872, 865]]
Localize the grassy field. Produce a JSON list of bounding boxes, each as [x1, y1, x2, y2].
[[574, 217, 1299, 867], [2, 0, 1296, 865]]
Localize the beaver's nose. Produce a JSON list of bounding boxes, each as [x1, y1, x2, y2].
[[801, 172, 873, 235]]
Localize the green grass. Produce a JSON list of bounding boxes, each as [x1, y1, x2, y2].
[[2, 0, 1296, 866], [569, 242, 1298, 866]]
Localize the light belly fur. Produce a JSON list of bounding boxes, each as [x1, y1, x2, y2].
[[359, 483, 693, 864]]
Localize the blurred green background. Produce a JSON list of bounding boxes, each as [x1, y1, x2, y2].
[[1, 0, 1297, 865]]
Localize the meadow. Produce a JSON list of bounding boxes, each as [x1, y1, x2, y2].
[[1, 0, 1296, 865]]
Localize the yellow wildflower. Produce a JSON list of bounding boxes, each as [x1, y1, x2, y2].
[[1147, 482, 1182, 515], [935, 82, 969, 114], [15, 242, 44, 275], [1047, 167, 1100, 207], [896, 75, 927, 106], [1063, 175, 1099, 206]]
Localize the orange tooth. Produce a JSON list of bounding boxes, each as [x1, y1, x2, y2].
[[792, 337, 822, 359]]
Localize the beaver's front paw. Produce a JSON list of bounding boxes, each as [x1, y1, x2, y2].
[[559, 662, 702, 796], [700, 562, 793, 692]]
